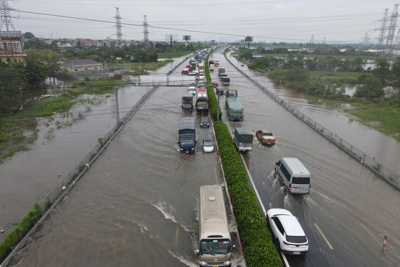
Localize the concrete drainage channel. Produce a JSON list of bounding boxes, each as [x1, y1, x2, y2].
[[0, 84, 160, 267], [224, 51, 400, 191]]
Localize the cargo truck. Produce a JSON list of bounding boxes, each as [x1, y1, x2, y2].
[[233, 127, 253, 152], [218, 67, 225, 77], [221, 77, 230, 86], [196, 90, 209, 115], [209, 64, 214, 72], [179, 117, 196, 153], [181, 93, 193, 113], [225, 98, 243, 121]]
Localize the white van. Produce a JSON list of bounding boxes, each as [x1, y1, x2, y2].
[[275, 158, 311, 194], [196, 185, 234, 267]]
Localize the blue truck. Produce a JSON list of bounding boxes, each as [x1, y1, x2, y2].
[[181, 93, 193, 113], [179, 117, 196, 153]]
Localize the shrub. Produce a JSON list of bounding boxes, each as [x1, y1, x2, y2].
[[0, 203, 42, 262]]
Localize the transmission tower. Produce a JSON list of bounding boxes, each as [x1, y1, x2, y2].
[[386, 4, 399, 47], [114, 7, 122, 48], [377, 8, 389, 54], [0, 0, 15, 31], [362, 32, 370, 47], [143, 15, 149, 50]]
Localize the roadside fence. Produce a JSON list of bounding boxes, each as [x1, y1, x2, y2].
[[225, 53, 400, 191]]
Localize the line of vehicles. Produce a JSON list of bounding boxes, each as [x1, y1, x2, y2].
[[210, 56, 311, 257], [178, 55, 215, 155], [186, 51, 310, 264]]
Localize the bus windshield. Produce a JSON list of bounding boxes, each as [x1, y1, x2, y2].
[[200, 239, 231, 255]]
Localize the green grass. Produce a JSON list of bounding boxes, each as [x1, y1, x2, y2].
[[0, 78, 122, 164], [346, 104, 400, 142], [112, 60, 174, 75], [158, 51, 192, 58], [309, 70, 361, 80]]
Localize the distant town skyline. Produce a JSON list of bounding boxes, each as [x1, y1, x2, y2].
[[4, 0, 400, 44]]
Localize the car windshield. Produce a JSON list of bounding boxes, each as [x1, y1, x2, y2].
[[180, 139, 194, 146], [286, 235, 307, 243], [200, 239, 231, 254], [203, 139, 213, 146], [200, 117, 209, 123], [263, 132, 273, 136]]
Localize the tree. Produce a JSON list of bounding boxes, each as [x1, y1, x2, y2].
[[134, 49, 149, 62], [23, 32, 35, 39], [285, 68, 310, 92], [354, 77, 384, 100], [372, 57, 390, 83], [24, 57, 48, 89], [239, 49, 253, 61]]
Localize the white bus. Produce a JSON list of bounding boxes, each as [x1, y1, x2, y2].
[[196, 185, 233, 267]]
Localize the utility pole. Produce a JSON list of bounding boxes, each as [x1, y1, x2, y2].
[[143, 15, 149, 50], [386, 4, 399, 47], [0, 0, 15, 31], [377, 9, 389, 55], [362, 32, 370, 47], [114, 7, 122, 48]]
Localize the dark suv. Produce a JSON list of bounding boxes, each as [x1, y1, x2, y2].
[[199, 117, 210, 128]]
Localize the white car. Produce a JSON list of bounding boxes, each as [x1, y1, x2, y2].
[[266, 208, 309, 255], [188, 86, 196, 95], [202, 138, 214, 153]]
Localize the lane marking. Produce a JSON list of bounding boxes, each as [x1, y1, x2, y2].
[[280, 251, 290, 267], [224, 110, 287, 265], [315, 223, 334, 250], [360, 223, 381, 247]]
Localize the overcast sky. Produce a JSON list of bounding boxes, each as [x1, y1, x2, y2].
[[5, 0, 400, 44]]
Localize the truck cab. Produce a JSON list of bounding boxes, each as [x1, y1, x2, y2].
[[233, 127, 253, 152]]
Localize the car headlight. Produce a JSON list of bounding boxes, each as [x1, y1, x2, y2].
[[223, 261, 231, 266], [191, 148, 195, 150], [199, 261, 207, 266]]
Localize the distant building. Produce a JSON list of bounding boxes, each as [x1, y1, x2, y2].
[[62, 59, 103, 72], [0, 31, 27, 64]]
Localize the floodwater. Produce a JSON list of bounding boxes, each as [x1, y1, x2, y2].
[[0, 55, 194, 238], [7, 62, 246, 266], [0, 85, 152, 239], [3, 50, 400, 267], [226, 53, 400, 174], [210, 49, 400, 266]]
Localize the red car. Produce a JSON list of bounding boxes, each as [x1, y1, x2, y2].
[[212, 82, 218, 87]]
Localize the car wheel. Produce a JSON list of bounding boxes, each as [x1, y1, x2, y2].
[[275, 238, 280, 251], [266, 216, 271, 230]]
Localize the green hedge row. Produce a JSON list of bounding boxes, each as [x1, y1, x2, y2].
[[204, 50, 222, 121], [214, 121, 282, 266], [0, 203, 42, 262], [207, 49, 282, 266]]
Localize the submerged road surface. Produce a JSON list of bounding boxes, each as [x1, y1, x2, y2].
[[211, 48, 400, 267], [8, 59, 245, 266]]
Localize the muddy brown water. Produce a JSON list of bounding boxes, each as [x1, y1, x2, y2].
[[2, 51, 400, 266]]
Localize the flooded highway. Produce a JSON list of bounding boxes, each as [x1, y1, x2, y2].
[[3, 50, 400, 267], [6, 57, 245, 266], [226, 53, 400, 174], [210, 49, 400, 266], [0, 55, 191, 238]]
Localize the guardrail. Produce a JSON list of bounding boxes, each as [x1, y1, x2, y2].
[[0, 84, 160, 267], [224, 52, 400, 191]]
